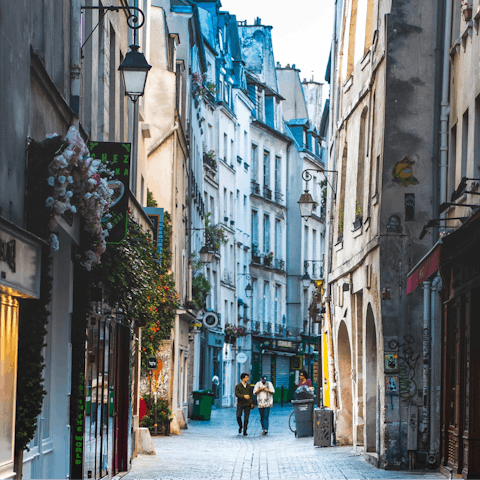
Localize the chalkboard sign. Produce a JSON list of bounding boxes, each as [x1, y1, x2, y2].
[[147, 357, 157, 370], [89, 142, 131, 244]]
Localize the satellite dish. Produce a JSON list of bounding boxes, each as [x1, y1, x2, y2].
[[203, 312, 219, 329]]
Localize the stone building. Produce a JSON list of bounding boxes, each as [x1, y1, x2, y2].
[[325, 0, 443, 469]]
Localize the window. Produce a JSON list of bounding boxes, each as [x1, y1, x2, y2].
[[356, 107, 368, 220], [263, 281, 270, 325], [223, 134, 228, 162], [275, 155, 281, 193], [263, 150, 270, 187], [210, 195, 215, 222], [230, 191, 233, 219], [108, 25, 116, 141], [263, 214, 271, 254], [252, 210, 259, 247], [462, 109, 469, 179], [251, 144, 258, 181], [275, 284, 280, 325], [244, 131, 248, 160], [231, 139, 234, 166], [208, 124, 213, 149], [223, 188, 227, 218], [474, 96, 480, 176], [275, 219, 282, 260], [449, 125, 457, 200], [312, 229, 317, 261], [338, 146, 348, 239], [265, 96, 275, 127]]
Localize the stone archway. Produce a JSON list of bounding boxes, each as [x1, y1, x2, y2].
[[365, 303, 378, 452], [336, 320, 353, 445]]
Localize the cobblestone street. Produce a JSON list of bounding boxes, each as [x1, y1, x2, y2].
[[124, 406, 446, 480]]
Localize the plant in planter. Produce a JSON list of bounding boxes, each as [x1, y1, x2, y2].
[[252, 243, 261, 263], [203, 147, 217, 170], [338, 207, 344, 237], [264, 251, 274, 266], [191, 253, 211, 309], [140, 394, 172, 435], [461, 0, 473, 21], [205, 212, 228, 251], [192, 72, 218, 100]]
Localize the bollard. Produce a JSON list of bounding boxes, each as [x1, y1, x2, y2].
[[281, 386, 284, 407]]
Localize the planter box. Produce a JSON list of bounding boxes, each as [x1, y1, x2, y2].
[[353, 217, 363, 231], [252, 255, 261, 264], [264, 257, 273, 266]]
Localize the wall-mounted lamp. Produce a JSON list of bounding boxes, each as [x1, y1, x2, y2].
[[238, 273, 254, 299], [199, 244, 215, 264], [302, 272, 312, 289], [118, 45, 152, 102], [297, 168, 337, 221]]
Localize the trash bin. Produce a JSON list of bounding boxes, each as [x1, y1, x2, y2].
[[192, 390, 215, 420], [314, 408, 333, 446], [291, 398, 314, 437]]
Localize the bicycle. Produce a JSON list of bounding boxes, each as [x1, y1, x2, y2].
[[288, 410, 297, 436]]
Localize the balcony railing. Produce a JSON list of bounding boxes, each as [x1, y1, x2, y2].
[[263, 185, 272, 200], [274, 258, 285, 271], [203, 152, 217, 171], [252, 320, 261, 333], [264, 322, 272, 334], [251, 181, 260, 195], [274, 191, 284, 204], [275, 324, 284, 335]]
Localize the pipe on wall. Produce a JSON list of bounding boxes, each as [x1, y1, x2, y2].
[[70, 0, 82, 117], [439, 0, 453, 207], [421, 280, 431, 447]]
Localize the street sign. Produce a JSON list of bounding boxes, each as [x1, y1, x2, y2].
[[147, 357, 157, 370], [237, 352, 248, 364]]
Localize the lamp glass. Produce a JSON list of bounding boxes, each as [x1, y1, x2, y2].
[[245, 283, 253, 299], [302, 272, 311, 289], [118, 45, 152, 101], [298, 190, 315, 220], [199, 245, 214, 264]]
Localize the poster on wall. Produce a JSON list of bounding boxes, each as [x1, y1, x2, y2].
[[89, 142, 131, 244]]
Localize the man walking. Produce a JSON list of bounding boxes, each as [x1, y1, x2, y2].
[[235, 373, 253, 435], [253, 375, 275, 435]]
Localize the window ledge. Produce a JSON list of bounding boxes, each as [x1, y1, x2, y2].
[[353, 223, 363, 238], [361, 50, 371, 71], [372, 193, 379, 206], [343, 75, 353, 93], [334, 239, 344, 252]]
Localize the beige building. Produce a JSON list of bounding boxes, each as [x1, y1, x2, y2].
[[325, 0, 442, 469]]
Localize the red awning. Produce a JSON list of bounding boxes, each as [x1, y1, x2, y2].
[[406, 245, 441, 295]]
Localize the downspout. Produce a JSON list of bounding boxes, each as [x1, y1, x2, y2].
[[70, 0, 81, 118], [429, 274, 442, 465], [440, 0, 453, 206], [325, 298, 338, 409], [421, 280, 431, 447]]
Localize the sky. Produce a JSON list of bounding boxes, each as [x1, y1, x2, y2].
[[220, 0, 335, 85]]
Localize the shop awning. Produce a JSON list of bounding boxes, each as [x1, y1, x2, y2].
[[263, 350, 297, 357], [406, 242, 441, 295]]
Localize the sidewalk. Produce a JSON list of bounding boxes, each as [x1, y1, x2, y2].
[[124, 405, 446, 480]]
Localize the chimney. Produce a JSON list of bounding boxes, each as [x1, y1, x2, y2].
[[292, 64, 296, 69], [254, 17, 261, 25], [286, 63, 290, 68], [276, 62, 281, 68]]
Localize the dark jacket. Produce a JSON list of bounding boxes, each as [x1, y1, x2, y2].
[[235, 382, 253, 406]]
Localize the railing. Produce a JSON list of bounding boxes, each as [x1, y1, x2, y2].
[[203, 152, 217, 171], [275, 324, 284, 335], [274, 191, 284, 204], [264, 322, 272, 334], [252, 320, 260, 333], [263, 185, 272, 200], [274, 258, 285, 271], [251, 181, 260, 195]]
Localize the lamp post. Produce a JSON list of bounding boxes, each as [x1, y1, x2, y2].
[[199, 244, 215, 264], [118, 45, 152, 102], [297, 168, 337, 221]]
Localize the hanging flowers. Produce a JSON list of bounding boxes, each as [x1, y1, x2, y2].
[[42, 126, 115, 268], [461, 0, 473, 21]]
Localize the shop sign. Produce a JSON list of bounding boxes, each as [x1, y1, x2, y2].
[[237, 352, 248, 364], [208, 331, 224, 347], [0, 219, 42, 299], [89, 142, 131, 244], [143, 207, 164, 260]]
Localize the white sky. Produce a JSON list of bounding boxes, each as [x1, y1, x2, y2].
[[220, 0, 334, 85]]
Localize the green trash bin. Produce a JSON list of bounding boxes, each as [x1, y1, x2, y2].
[[192, 390, 214, 420]]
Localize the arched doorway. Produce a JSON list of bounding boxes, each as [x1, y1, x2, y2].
[[365, 304, 378, 452], [337, 320, 353, 445]]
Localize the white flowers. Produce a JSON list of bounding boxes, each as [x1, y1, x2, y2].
[[49, 234, 59, 251], [45, 197, 55, 207], [47, 177, 55, 186], [58, 175, 66, 184]]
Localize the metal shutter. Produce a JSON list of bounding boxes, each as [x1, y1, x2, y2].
[[275, 355, 290, 388]]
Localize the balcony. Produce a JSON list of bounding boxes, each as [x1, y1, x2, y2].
[[263, 185, 272, 200], [275, 324, 284, 335], [274, 191, 284, 204], [252, 320, 261, 333], [264, 322, 272, 334], [251, 181, 260, 195], [203, 152, 217, 171], [274, 258, 285, 271]]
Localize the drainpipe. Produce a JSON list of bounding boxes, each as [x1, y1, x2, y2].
[[429, 274, 442, 465], [440, 0, 453, 206], [421, 280, 431, 447], [70, 0, 81, 118]]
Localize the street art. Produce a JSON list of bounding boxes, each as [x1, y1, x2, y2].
[[392, 156, 419, 187], [384, 353, 398, 370], [388, 335, 420, 402]]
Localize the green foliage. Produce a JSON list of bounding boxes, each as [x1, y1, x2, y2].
[[140, 394, 172, 426], [96, 216, 178, 374], [15, 137, 63, 452], [338, 207, 344, 234], [355, 199, 363, 219], [205, 212, 228, 250], [147, 189, 158, 207], [191, 253, 211, 309]]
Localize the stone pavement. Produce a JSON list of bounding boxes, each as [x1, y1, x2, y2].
[[123, 405, 446, 480]]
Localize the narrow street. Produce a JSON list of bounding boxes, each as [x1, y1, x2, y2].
[[124, 406, 446, 480]]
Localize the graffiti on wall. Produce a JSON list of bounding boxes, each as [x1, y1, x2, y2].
[[388, 335, 420, 402]]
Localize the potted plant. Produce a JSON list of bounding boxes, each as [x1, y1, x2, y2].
[[205, 213, 228, 251], [461, 0, 473, 21], [264, 251, 274, 266], [191, 253, 211, 309], [140, 394, 172, 436], [354, 199, 363, 230], [225, 323, 237, 344], [203, 147, 217, 170]]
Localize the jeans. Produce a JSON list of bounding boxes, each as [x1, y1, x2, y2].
[[236, 405, 251, 432], [259, 407, 270, 431]]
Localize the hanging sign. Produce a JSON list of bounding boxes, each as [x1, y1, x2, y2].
[[237, 352, 248, 364], [89, 142, 131, 244]]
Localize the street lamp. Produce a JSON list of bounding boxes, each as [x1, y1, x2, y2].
[[118, 44, 152, 102], [302, 271, 312, 289], [245, 282, 253, 299], [199, 244, 215, 264], [297, 168, 337, 221]]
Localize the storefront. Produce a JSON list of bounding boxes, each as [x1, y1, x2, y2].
[[0, 217, 42, 480]]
